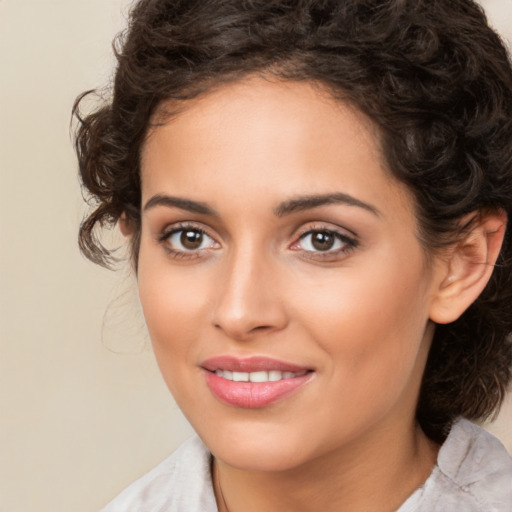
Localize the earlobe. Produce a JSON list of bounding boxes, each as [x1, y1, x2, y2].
[[429, 210, 507, 324]]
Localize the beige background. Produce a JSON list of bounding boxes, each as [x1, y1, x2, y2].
[[0, 1, 511, 511]]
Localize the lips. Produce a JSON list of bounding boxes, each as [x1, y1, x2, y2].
[[201, 356, 314, 408]]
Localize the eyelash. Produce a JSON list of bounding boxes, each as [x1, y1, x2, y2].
[[157, 223, 358, 261], [158, 223, 219, 259], [291, 226, 359, 261]]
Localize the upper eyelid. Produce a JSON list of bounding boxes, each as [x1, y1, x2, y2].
[[293, 222, 358, 240], [159, 221, 216, 240], [157, 216, 232, 240]]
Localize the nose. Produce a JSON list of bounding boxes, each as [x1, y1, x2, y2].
[[211, 246, 288, 341]]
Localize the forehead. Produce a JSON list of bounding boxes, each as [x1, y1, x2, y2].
[[143, 78, 382, 162], [140, 77, 412, 216]]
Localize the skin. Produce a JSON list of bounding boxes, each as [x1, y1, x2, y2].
[[135, 78, 498, 511]]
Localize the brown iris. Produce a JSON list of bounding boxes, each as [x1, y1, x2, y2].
[[311, 231, 336, 251], [181, 230, 203, 250]]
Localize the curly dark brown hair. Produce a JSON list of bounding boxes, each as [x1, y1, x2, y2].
[[74, 0, 512, 442]]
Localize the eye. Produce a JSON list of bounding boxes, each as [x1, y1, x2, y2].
[[170, 229, 210, 251], [159, 225, 219, 256], [300, 230, 343, 252], [291, 227, 358, 257]]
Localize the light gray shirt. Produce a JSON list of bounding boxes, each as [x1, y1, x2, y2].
[[100, 418, 512, 511]]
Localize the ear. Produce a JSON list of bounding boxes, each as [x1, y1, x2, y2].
[[118, 212, 134, 237], [429, 209, 507, 324]]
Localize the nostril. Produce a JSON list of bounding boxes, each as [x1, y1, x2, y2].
[[213, 321, 279, 341], [252, 325, 272, 332]]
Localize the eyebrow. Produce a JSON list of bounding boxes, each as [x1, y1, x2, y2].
[[143, 194, 218, 216], [143, 192, 380, 218], [274, 193, 380, 217]]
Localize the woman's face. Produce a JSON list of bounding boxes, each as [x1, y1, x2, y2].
[[138, 78, 444, 471]]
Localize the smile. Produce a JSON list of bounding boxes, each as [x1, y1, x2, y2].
[[214, 369, 309, 382], [202, 356, 314, 408]]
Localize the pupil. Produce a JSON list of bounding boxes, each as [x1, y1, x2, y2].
[[312, 231, 334, 251], [181, 230, 203, 250]]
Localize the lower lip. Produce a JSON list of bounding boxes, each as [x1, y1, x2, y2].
[[204, 371, 313, 408]]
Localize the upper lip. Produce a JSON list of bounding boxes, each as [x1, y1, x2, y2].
[[201, 356, 311, 373]]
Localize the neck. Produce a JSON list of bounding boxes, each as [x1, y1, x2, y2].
[[213, 418, 439, 512]]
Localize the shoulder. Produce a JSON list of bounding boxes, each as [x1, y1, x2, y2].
[[400, 418, 512, 512], [99, 435, 217, 512]]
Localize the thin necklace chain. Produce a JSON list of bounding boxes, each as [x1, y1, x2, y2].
[[213, 458, 230, 512]]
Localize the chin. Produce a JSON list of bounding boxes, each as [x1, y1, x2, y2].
[[195, 419, 324, 472], [213, 442, 312, 473]]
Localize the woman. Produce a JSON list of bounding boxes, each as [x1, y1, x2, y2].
[[74, 0, 512, 510]]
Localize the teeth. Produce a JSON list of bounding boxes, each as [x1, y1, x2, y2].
[[269, 370, 282, 381], [249, 371, 268, 383], [214, 369, 307, 382]]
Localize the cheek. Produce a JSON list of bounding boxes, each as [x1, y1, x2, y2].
[[290, 249, 433, 386], [136, 248, 210, 372], [138, 273, 208, 412]]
